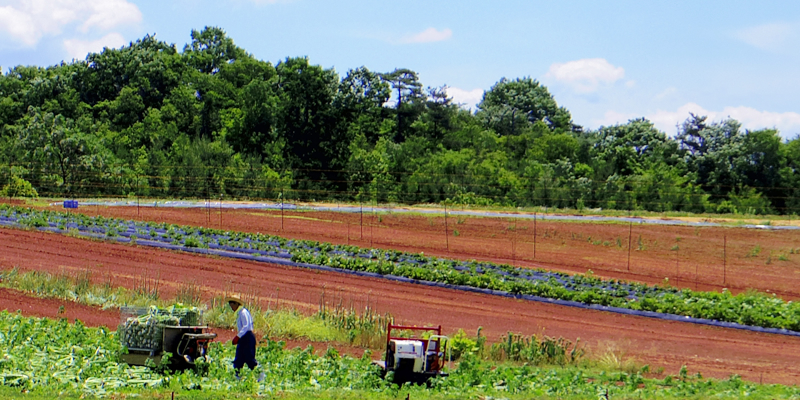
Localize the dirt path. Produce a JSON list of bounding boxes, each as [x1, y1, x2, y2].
[[3, 226, 800, 384], [0, 287, 120, 327]]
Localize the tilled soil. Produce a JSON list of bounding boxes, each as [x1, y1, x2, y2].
[[2, 227, 800, 384], [54, 204, 800, 300], [0, 286, 120, 327]]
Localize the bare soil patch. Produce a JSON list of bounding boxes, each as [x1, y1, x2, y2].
[[46, 204, 800, 299]]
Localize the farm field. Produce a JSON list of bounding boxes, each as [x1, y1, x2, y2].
[[1, 306, 791, 400], [46, 201, 800, 300], [3, 227, 800, 385]]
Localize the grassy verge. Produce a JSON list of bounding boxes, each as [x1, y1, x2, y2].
[[0, 266, 586, 367], [0, 267, 390, 348]]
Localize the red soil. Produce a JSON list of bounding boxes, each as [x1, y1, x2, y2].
[[0, 287, 120, 327], [58, 204, 800, 300], [2, 226, 800, 385]]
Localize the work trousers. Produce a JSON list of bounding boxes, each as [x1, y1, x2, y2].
[[233, 331, 258, 371]]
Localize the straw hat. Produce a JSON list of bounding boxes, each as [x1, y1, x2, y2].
[[226, 295, 243, 306]]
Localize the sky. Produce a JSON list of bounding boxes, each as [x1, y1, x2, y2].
[[1, 0, 800, 138]]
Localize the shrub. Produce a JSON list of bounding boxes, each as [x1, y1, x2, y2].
[[0, 176, 38, 198]]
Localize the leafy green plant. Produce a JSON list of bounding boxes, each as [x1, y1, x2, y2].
[[747, 245, 762, 258], [184, 236, 201, 248]]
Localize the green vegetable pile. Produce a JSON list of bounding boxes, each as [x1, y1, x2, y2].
[[120, 315, 176, 351], [119, 306, 200, 350]]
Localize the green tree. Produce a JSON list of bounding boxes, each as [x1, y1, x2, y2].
[[335, 67, 390, 144], [275, 57, 339, 197], [677, 114, 746, 202], [14, 108, 116, 195], [738, 128, 783, 210], [590, 118, 676, 178], [477, 77, 573, 135], [381, 68, 424, 141], [167, 134, 235, 198], [347, 134, 397, 202], [184, 27, 247, 75], [81, 34, 184, 110], [781, 136, 800, 214], [0, 175, 38, 197], [415, 86, 457, 141]]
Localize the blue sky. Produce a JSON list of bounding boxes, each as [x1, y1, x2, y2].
[[2, 0, 800, 137]]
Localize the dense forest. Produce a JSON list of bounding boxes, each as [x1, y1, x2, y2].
[[1, 27, 798, 215]]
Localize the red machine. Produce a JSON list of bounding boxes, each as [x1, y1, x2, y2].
[[373, 324, 450, 384]]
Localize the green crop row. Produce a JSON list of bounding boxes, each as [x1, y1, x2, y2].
[[3, 203, 800, 333], [290, 249, 800, 331], [0, 311, 796, 399]]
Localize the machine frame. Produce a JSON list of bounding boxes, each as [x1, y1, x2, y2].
[[121, 325, 216, 371], [374, 324, 450, 384]]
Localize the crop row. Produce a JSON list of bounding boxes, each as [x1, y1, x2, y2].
[[2, 205, 800, 332], [0, 311, 790, 398]]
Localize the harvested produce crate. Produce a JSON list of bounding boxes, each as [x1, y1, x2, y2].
[[119, 306, 202, 352]]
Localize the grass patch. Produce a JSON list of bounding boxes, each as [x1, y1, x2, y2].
[[0, 267, 392, 348]]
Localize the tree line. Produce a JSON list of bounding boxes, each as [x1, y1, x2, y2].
[[1, 27, 798, 215]]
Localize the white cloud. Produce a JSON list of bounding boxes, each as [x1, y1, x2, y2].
[[594, 110, 638, 128], [79, 0, 142, 32], [717, 106, 800, 136], [545, 58, 625, 93], [401, 27, 452, 44], [646, 103, 800, 137], [447, 87, 484, 110], [735, 22, 798, 52], [654, 87, 677, 100], [0, 6, 37, 46], [645, 102, 710, 134], [0, 0, 141, 48], [595, 103, 800, 138], [63, 32, 126, 60]]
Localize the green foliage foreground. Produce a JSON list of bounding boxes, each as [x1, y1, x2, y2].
[[0, 312, 798, 399]]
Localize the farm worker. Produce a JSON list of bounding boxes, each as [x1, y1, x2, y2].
[[226, 295, 262, 380]]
